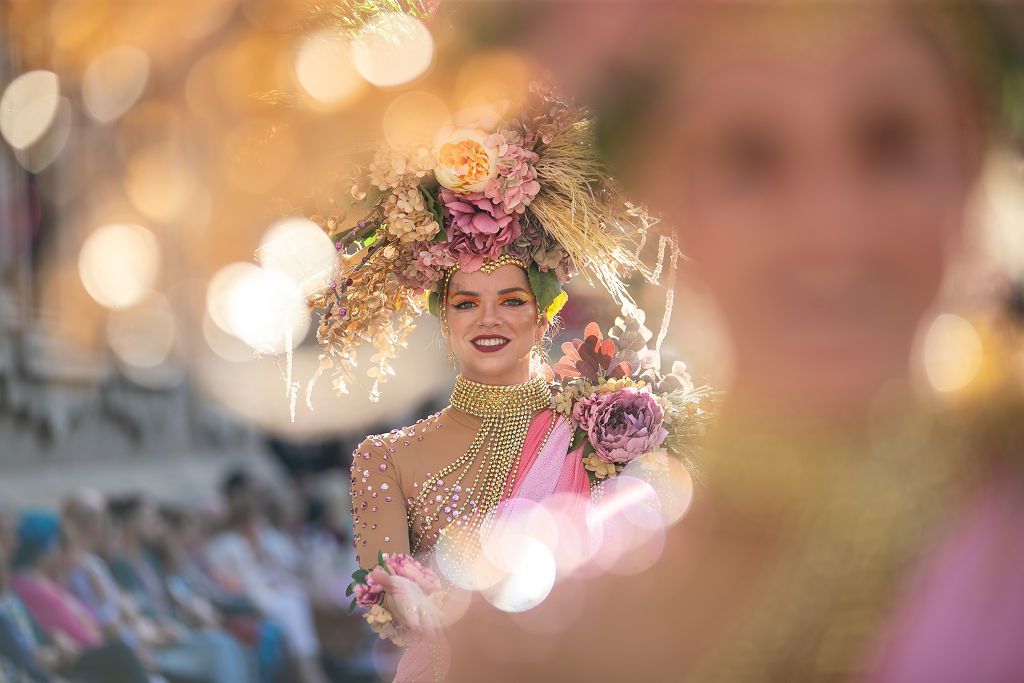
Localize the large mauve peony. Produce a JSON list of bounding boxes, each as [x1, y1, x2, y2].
[[384, 553, 442, 594], [440, 188, 521, 272], [353, 572, 385, 607], [572, 388, 668, 464]]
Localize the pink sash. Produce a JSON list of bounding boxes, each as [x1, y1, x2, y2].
[[510, 409, 590, 502]]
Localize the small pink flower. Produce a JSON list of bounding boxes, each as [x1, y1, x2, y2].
[[353, 573, 385, 607], [384, 553, 442, 594], [573, 388, 668, 465]]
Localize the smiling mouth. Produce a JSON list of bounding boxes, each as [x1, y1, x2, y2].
[[471, 335, 510, 353]]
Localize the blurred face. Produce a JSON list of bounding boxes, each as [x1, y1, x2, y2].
[[444, 265, 547, 385], [646, 10, 977, 420], [132, 501, 163, 542]]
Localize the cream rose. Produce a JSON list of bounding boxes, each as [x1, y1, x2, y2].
[[433, 128, 498, 193]]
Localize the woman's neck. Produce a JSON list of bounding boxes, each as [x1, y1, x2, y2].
[[459, 359, 534, 387]]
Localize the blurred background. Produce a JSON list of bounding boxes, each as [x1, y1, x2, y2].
[[0, 1, 1022, 681]]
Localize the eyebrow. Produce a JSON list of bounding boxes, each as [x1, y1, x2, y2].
[[450, 287, 530, 297]]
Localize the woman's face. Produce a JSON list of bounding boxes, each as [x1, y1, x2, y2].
[[444, 265, 547, 385], [647, 10, 977, 419]]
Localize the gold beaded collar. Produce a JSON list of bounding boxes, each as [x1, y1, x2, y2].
[[450, 374, 551, 418]]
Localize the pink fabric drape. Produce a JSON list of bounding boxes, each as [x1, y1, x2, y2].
[[510, 409, 589, 502]]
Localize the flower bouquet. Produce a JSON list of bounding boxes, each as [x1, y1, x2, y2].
[[549, 307, 712, 483], [347, 551, 443, 646]]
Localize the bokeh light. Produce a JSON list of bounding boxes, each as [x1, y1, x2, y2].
[[78, 222, 161, 310], [294, 29, 365, 108], [620, 451, 695, 525], [480, 533, 557, 613], [923, 313, 984, 393], [382, 90, 450, 148], [257, 217, 337, 298], [205, 261, 309, 354], [351, 13, 434, 88], [202, 311, 253, 363], [589, 475, 667, 576], [13, 96, 72, 173], [124, 145, 197, 223], [82, 45, 150, 123], [453, 50, 532, 127], [0, 70, 61, 150]]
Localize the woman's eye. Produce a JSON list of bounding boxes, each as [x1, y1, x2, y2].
[[452, 301, 477, 310], [858, 110, 930, 177], [501, 298, 526, 307]]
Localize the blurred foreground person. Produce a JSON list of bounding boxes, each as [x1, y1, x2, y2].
[[448, 3, 1024, 681]]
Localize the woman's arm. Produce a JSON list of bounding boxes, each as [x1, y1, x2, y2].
[[350, 437, 411, 569]]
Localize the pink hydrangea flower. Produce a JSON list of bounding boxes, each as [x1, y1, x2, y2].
[[395, 242, 457, 293], [483, 130, 541, 215], [384, 553, 442, 594], [573, 388, 668, 465]]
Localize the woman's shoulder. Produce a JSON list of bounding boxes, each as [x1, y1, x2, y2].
[[353, 410, 448, 458]]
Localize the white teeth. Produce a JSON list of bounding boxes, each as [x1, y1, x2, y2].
[[474, 338, 508, 347]]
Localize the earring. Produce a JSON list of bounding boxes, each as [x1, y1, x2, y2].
[[443, 327, 458, 370]]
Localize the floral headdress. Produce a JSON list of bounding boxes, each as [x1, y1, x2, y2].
[[307, 76, 659, 400]]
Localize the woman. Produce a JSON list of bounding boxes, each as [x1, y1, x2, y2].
[[329, 55, 660, 679], [445, 3, 1024, 681]]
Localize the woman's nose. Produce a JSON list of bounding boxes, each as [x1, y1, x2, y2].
[[478, 300, 501, 326]]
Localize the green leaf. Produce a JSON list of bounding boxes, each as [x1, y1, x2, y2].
[[377, 550, 386, 568], [428, 290, 442, 319], [345, 584, 354, 597], [347, 599, 357, 616], [527, 265, 563, 318], [420, 186, 446, 242], [570, 428, 589, 451], [351, 568, 368, 583], [360, 228, 380, 247]]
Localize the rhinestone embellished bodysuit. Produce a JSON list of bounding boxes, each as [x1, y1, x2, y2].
[[350, 375, 553, 569]]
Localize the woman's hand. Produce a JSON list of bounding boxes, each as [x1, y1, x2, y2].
[[369, 567, 443, 639]]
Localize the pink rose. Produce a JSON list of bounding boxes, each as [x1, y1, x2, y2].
[[384, 553, 442, 594], [573, 388, 668, 465], [353, 572, 385, 607]]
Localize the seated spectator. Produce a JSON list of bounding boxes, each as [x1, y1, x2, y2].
[[106, 496, 250, 683], [155, 507, 285, 683], [5, 512, 150, 683], [206, 499, 328, 683]]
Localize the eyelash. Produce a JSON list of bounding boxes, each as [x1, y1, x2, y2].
[[451, 298, 528, 310]]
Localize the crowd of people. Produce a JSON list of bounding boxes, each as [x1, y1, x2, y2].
[[0, 469, 375, 683]]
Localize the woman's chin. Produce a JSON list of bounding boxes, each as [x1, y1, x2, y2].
[[459, 354, 532, 385]]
